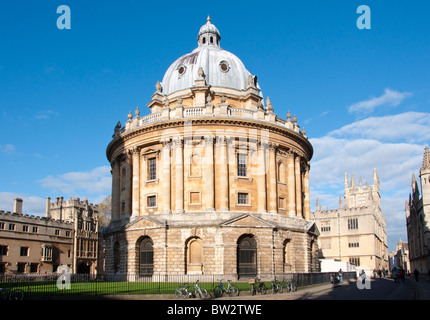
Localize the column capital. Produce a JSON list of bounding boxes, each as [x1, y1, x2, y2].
[[172, 136, 184, 148], [204, 135, 214, 146], [160, 138, 171, 147], [268, 141, 279, 151]]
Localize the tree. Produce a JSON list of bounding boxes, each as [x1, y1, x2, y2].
[[98, 195, 111, 228]]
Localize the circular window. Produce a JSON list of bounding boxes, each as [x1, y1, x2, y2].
[[178, 65, 187, 76], [219, 61, 229, 73]]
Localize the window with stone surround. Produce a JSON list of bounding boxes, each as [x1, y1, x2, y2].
[[148, 157, 157, 180], [237, 153, 247, 177], [238, 193, 248, 205], [147, 195, 157, 208]]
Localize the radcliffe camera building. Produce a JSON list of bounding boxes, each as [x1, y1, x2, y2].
[[104, 18, 318, 278], [312, 169, 389, 272]]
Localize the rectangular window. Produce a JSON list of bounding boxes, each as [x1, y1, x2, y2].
[[20, 247, 29, 256], [55, 229, 60, 236], [148, 158, 156, 180], [237, 153, 247, 177], [349, 257, 360, 266], [17, 263, 26, 273], [9, 224, 15, 231], [32, 226, 38, 233], [66, 231, 71, 237], [0, 245, 8, 256], [0, 222, 4, 229], [147, 195, 157, 208], [348, 237, 360, 248], [23, 225, 29, 232], [321, 221, 331, 232], [348, 218, 358, 230], [238, 193, 248, 205]]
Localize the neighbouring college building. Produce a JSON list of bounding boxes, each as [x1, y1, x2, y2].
[[0, 197, 100, 275], [406, 146, 430, 275], [104, 18, 318, 279]]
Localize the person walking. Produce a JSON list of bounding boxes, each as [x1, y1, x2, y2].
[[399, 267, 405, 283], [338, 269, 343, 284], [413, 268, 420, 282]]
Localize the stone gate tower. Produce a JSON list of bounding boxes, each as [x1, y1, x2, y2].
[[104, 18, 317, 279]]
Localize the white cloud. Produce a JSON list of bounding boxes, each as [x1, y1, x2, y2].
[[309, 111, 428, 251], [348, 88, 412, 114], [0, 192, 46, 216], [330, 112, 430, 143], [38, 166, 111, 196], [0, 144, 16, 155]]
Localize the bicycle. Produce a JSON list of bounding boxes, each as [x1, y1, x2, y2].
[[213, 279, 239, 297], [250, 278, 267, 295], [0, 285, 24, 301], [175, 280, 208, 299], [271, 278, 283, 294], [283, 278, 297, 292], [175, 282, 192, 299]]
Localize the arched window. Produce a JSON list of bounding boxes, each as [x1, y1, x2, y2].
[[237, 235, 257, 278], [202, 37, 206, 44], [210, 36, 213, 43], [278, 162, 286, 183], [139, 237, 154, 276], [283, 239, 292, 272], [186, 238, 203, 274], [113, 242, 120, 273], [190, 153, 201, 177]]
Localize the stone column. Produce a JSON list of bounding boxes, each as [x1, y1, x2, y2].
[[111, 158, 121, 221], [257, 140, 267, 213], [131, 147, 140, 218], [205, 136, 215, 211], [161, 138, 171, 214], [217, 136, 229, 211], [267, 142, 278, 213], [303, 164, 310, 220], [174, 137, 184, 213], [295, 156, 302, 218], [286, 151, 296, 217]]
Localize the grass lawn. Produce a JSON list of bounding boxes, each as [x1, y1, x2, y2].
[[8, 280, 257, 297]]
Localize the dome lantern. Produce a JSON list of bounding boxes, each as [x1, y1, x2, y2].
[[197, 16, 221, 47]]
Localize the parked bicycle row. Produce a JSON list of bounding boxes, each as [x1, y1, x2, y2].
[[174, 278, 297, 299]]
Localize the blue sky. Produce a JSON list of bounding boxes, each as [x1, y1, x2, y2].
[[1, 1, 429, 252]]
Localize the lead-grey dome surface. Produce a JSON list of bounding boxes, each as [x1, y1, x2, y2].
[[160, 18, 262, 97]]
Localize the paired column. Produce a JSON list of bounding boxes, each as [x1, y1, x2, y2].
[[161, 139, 171, 214], [267, 142, 278, 213], [257, 140, 267, 213], [174, 137, 184, 213], [295, 156, 303, 218], [303, 164, 310, 220], [131, 147, 140, 218], [216, 136, 229, 211], [205, 136, 215, 211], [287, 151, 296, 217]]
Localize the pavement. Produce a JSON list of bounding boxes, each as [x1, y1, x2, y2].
[[408, 275, 430, 300], [25, 276, 430, 300]]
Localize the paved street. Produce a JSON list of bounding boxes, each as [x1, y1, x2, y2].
[[296, 278, 413, 300]]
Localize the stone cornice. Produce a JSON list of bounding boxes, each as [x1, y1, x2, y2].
[[106, 117, 313, 162]]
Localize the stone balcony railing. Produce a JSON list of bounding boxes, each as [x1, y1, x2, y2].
[[114, 104, 307, 140]]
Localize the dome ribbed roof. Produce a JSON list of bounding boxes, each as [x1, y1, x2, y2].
[[160, 18, 262, 97]]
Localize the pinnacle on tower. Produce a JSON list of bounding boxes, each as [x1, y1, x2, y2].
[[422, 146, 430, 170]]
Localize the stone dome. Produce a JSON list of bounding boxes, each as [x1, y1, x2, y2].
[[161, 17, 263, 97]]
